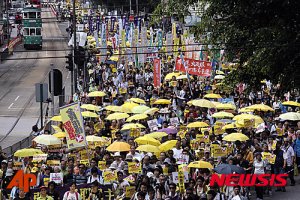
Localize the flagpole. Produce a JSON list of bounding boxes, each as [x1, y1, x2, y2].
[[180, 50, 193, 96]]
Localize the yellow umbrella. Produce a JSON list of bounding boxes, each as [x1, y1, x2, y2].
[[121, 102, 139, 113], [105, 105, 122, 112], [106, 141, 130, 152], [136, 145, 161, 153], [144, 108, 159, 115], [106, 112, 129, 120], [121, 123, 146, 130], [88, 91, 106, 97], [214, 75, 225, 80], [33, 135, 61, 145], [176, 75, 194, 80], [132, 105, 150, 114], [135, 136, 161, 146], [153, 99, 171, 105], [204, 93, 222, 99], [212, 101, 222, 107], [212, 111, 234, 118], [187, 100, 195, 106], [51, 125, 62, 132], [14, 148, 44, 157], [216, 103, 236, 110], [279, 112, 300, 121], [51, 115, 62, 122], [159, 140, 177, 152], [130, 98, 146, 104], [188, 160, 213, 169], [239, 107, 252, 113], [192, 99, 216, 108], [222, 123, 237, 130], [164, 72, 180, 81], [86, 135, 105, 142], [245, 104, 274, 112], [81, 104, 100, 112], [81, 111, 98, 118], [282, 101, 300, 107], [223, 133, 249, 142], [147, 132, 168, 139], [53, 132, 67, 139], [187, 122, 209, 128], [233, 114, 264, 128], [126, 114, 148, 122], [216, 70, 225, 75]]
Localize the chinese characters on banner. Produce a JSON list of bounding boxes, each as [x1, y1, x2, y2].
[[153, 58, 161, 87], [175, 57, 212, 76], [60, 103, 86, 150]]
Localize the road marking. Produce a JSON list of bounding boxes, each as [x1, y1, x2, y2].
[[8, 103, 14, 109], [45, 43, 48, 56], [15, 96, 19, 101]]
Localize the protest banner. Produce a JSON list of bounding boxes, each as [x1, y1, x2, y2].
[[31, 183, 113, 200], [60, 103, 86, 149], [175, 57, 212, 76], [128, 162, 142, 174]]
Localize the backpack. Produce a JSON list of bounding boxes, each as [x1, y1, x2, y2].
[[66, 191, 79, 200]]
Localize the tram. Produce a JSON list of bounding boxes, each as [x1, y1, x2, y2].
[[22, 5, 42, 49]]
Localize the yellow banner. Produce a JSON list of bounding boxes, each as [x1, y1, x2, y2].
[[172, 23, 176, 38], [47, 160, 60, 167], [60, 103, 86, 149], [125, 186, 135, 198], [80, 159, 90, 167], [173, 37, 179, 58], [196, 134, 210, 143], [262, 152, 276, 164], [276, 128, 284, 136], [98, 161, 106, 170], [128, 162, 142, 174], [13, 162, 23, 170], [212, 146, 227, 158], [121, 30, 126, 49], [178, 170, 185, 193], [103, 171, 117, 183]]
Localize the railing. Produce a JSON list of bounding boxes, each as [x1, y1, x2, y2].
[[2, 135, 34, 157]]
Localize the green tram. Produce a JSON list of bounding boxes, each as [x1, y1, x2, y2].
[[22, 6, 42, 49]]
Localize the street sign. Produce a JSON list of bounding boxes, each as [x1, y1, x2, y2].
[[35, 83, 48, 102]]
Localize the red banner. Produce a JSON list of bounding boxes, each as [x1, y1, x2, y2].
[[175, 57, 212, 76], [153, 58, 161, 87]]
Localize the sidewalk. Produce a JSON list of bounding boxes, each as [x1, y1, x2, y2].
[[258, 175, 300, 200]]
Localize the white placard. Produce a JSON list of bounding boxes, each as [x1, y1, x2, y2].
[[171, 172, 189, 184], [147, 119, 158, 131], [50, 173, 63, 184]]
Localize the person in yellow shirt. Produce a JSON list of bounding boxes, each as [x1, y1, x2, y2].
[[37, 186, 53, 200]]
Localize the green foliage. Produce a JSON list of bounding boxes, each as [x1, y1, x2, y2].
[[203, 0, 300, 90], [157, 0, 300, 90]]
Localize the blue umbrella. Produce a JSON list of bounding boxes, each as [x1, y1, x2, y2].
[[213, 164, 245, 174]]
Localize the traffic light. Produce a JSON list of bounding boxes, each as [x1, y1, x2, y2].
[[65, 53, 73, 71], [74, 47, 85, 67]]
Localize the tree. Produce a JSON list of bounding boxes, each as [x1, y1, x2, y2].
[[156, 0, 300, 91]]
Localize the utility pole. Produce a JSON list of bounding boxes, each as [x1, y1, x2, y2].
[[73, 0, 77, 95], [6, 0, 10, 46], [50, 64, 55, 116], [129, 0, 132, 14], [136, 0, 138, 15]]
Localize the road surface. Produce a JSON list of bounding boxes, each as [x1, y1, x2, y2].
[[0, 7, 71, 151]]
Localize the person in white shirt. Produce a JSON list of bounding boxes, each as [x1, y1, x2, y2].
[[126, 145, 142, 162], [63, 182, 82, 200], [172, 140, 182, 161], [282, 138, 295, 185]]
